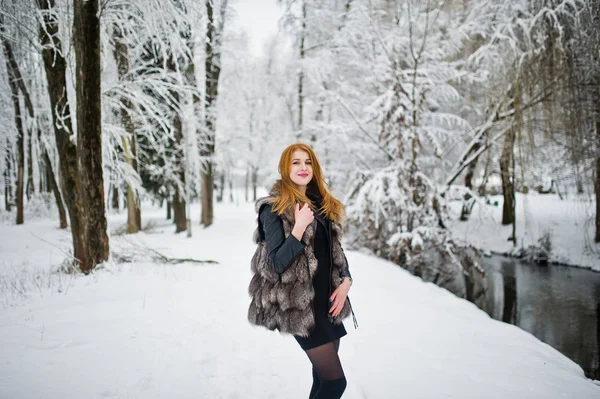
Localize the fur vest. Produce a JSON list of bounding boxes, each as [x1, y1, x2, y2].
[[247, 195, 352, 337]]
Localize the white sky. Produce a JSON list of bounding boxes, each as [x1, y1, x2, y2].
[[231, 0, 283, 56]]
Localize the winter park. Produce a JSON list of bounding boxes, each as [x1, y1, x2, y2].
[[1, 0, 600, 398]]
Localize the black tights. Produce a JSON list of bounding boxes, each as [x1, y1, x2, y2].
[[306, 339, 347, 399]]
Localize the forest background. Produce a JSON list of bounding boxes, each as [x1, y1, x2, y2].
[[0, 0, 598, 287]]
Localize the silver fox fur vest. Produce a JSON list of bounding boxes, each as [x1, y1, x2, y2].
[[247, 195, 352, 337]]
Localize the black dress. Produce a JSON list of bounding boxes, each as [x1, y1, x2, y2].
[[258, 204, 347, 351], [294, 209, 347, 350]]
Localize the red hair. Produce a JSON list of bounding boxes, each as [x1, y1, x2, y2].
[[271, 143, 344, 222]]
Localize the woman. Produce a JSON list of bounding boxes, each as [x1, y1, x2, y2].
[[248, 143, 357, 399]]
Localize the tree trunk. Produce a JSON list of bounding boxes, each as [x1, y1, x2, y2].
[[166, 197, 172, 220], [40, 158, 46, 194], [4, 139, 12, 212], [500, 127, 515, 227], [172, 95, 186, 233], [200, 164, 214, 226], [217, 172, 224, 202], [3, 48, 25, 225], [245, 166, 249, 202], [111, 183, 119, 210], [113, 23, 141, 234], [464, 151, 479, 191], [4, 174, 11, 211], [26, 129, 35, 199], [37, 0, 85, 264], [74, 0, 109, 272], [595, 93, 600, 243], [478, 137, 492, 196], [460, 143, 481, 221], [202, 0, 226, 227], [173, 189, 187, 233], [41, 143, 67, 228], [252, 166, 257, 201]]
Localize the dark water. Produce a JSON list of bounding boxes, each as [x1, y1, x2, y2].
[[480, 256, 600, 380]]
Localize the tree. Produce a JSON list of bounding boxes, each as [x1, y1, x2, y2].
[[112, 19, 141, 234], [201, 0, 228, 227], [73, 0, 109, 271], [37, 0, 85, 262], [2, 138, 13, 211]]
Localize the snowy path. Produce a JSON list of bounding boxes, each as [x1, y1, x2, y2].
[[0, 202, 599, 398]]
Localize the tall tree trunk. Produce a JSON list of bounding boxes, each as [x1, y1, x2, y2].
[[595, 93, 600, 243], [113, 23, 141, 234], [4, 139, 12, 212], [37, 0, 84, 263], [166, 48, 187, 233], [202, 0, 226, 227], [3, 41, 25, 225], [171, 96, 186, 233], [26, 130, 34, 199], [74, 0, 109, 272], [134, 135, 141, 229], [180, 22, 199, 234], [500, 127, 516, 227]]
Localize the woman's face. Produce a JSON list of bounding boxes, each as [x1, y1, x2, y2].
[[289, 150, 313, 188]]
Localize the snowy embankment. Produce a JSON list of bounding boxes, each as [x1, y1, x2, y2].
[[448, 192, 600, 272], [1, 202, 599, 398]]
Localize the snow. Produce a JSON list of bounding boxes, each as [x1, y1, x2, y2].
[[1, 200, 599, 398], [447, 192, 600, 272]]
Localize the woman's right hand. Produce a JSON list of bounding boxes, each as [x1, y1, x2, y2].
[[292, 203, 314, 239]]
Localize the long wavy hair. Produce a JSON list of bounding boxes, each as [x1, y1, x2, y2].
[[270, 143, 344, 222]]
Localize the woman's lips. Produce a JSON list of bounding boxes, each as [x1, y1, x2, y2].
[[298, 174, 309, 177]]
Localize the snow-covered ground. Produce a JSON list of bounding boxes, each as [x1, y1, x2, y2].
[[447, 192, 600, 272], [1, 199, 599, 398]]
